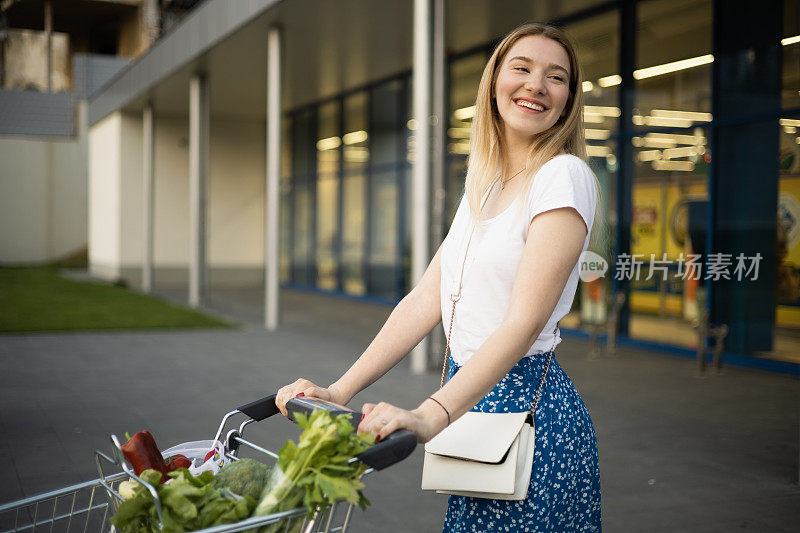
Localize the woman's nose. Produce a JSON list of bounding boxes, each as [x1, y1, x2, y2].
[[523, 75, 546, 95]]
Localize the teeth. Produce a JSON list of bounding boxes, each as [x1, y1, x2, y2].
[[516, 100, 544, 111]]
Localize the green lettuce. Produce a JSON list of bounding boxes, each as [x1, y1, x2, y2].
[[251, 409, 375, 532]]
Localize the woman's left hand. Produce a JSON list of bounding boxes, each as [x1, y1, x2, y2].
[[357, 401, 449, 444]]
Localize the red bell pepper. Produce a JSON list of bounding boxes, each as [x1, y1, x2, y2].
[[120, 430, 169, 483], [165, 454, 192, 472]]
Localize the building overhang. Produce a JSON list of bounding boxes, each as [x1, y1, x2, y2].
[[87, 0, 421, 125]]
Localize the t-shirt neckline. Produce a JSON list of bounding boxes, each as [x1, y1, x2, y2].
[[478, 195, 520, 225], [476, 154, 574, 225]]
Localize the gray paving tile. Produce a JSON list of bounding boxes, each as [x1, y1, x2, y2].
[[0, 287, 798, 532]]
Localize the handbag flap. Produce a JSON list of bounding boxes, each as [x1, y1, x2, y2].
[[424, 411, 528, 463]]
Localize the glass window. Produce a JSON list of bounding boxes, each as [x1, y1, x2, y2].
[[447, 53, 487, 224], [783, 0, 800, 109], [281, 116, 292, 180], [317, 102, 340, 174], [371, 79, 404, 167], [368, 170, 399, 299], [623, 0, 713, 349], [292, 108, 316, 177], [635, 0, 713, 127], [342, 173, 367, 295], [280, 117, 292, 283], [628, 127, 710, 349], [316, 174, 338, 290], [776, 116, 800, 363], [342, 91, 369, 295], [563, 10, 619, 331], [292, 178, 314, 285], [316, 101, 340, 291], [344, 91, 369, 171]]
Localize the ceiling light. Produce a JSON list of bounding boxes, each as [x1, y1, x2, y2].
[[650, 109, 712, 122], [584, 105, 621, 117], [585, 128, 611, 140], [634, 54, 713, 80], [652, 160, 694, 171], [598, 75, 621, 87], [343, 130, 368, 144], [316, 136, 341, 151], [453, 106, 475, 121], [586, 145, 611, 157], [782, 35, 800, 46]]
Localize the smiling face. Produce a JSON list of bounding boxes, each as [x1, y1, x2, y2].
[[493, 34, 572, 149]]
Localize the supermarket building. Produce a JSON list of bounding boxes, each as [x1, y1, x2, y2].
[[85, 0, 800, 374]]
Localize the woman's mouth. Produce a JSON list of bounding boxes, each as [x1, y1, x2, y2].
[[514, 99, 547, 114]]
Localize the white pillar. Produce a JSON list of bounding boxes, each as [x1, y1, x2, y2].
[[411, 0, 433, 374], [429, 0, 447, 369], [264, 26, 282, 331], [44, 0, 52, 92], [142, 103, 155, 292], [189, 74, 209, 308]]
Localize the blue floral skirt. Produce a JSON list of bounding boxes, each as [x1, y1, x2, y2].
[[441, 351, 601, 532]]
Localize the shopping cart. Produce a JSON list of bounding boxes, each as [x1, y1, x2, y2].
[[0, 394, 417, 533]]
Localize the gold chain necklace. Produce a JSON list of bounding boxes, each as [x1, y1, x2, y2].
[[500, 167, 527, 191]]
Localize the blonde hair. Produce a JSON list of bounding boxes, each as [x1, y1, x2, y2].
[[463, 23, 607, 252]]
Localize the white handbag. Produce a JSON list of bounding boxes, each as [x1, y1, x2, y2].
[[421, 175, 559, 500]]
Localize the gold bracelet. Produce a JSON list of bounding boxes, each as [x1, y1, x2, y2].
[[427, 396, 451, 426]]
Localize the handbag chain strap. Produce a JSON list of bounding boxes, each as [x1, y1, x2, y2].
[[439, 174, 560, 417]]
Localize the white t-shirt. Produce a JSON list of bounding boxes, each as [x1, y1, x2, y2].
[[439, 154, 598, 366]]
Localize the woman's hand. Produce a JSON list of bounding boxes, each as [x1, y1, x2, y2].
[[275, 379, 346, 418], [357, 399, 450, 444]]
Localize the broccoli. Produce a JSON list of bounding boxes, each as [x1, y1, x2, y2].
[[214, 458, 273, 501]]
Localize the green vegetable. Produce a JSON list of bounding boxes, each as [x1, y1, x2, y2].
[[214, 457, 273, 500], [110, 468, 256, 532], [251, 410, 375, 532], [118, 479, 139, 500]]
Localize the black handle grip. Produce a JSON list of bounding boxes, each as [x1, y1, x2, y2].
[[355, 429, 417, 471], [237, 394, 279, 421]]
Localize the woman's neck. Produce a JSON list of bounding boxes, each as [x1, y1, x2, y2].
[[502, 143, 532, 178], [501, 124, 535, 177]]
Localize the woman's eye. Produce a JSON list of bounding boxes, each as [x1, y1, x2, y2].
[[550, 76, 565, 82], [514, 67, 529, 72]]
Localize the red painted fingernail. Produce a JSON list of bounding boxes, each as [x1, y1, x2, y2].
[[295, 392, 304, 397], [360, 414, 365, 421], [376, 434, 381, 441]]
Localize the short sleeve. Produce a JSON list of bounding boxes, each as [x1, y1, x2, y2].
[[527, 155, 597, 235]]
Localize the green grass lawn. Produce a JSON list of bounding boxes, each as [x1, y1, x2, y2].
[[0, 265, 234, 333]]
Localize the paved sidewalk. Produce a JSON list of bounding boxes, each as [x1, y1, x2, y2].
[[1, 288, 799, 532]]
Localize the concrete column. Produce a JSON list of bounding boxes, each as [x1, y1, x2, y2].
[[410, 0, 433, 374], [44, 0, 52, 92], [189, 74, 209, 308], [264, 26, 282, 330], [142, 103, 155, 292]]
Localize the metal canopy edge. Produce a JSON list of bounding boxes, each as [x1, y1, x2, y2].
[[88, 0, 281, 126]]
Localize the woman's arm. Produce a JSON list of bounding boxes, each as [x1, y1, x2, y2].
[[359, 206, 587, 443], [328, 242, 445, 405]]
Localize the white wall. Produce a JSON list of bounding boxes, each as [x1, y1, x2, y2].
[[149, 114, 266, 270], [152, 113, 189, 267], [207, 117, 265, 267], [88, 110, 267, 286], [88, 112, 122, 279], [0, 102, 88, 264], [120, 112, 144, 266]]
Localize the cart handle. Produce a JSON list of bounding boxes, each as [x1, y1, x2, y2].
[[238, 394, 280, 421], [234, 394, 417, 471]]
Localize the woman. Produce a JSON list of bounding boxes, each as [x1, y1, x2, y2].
[[276, 22, 603, 532]]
